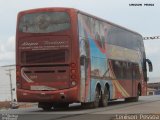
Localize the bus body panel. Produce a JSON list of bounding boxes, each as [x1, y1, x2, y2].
[[78, 12, 146, 102], [16, 8, 80, 103], [16, 8, 149, 105], [17, 86, 78, 103]]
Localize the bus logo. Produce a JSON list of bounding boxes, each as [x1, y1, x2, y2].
[[22, 42, 39, 46]]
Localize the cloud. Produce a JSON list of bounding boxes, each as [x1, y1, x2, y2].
[[0, 36, 15, 66]]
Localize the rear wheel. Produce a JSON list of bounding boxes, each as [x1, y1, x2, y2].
[[100, 87, 109, 107], [42, 106, 52, 111], [93, 87, 101, 108], [53, 103, 69, 109], [81, 86, 101, 109], [38, 102, 53, 111], [134, 87, 140, 102], [81, 102, 93, 109], [125, 87, 140, 102]]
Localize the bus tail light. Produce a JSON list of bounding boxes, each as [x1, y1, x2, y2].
[[71, 69, 76, 74], [16, 66, 21, 89], [16, 82, 21, 89], [71, 63, 76, 68], [16, 66, 20, 77], [71, 75, 76, 79], [71, 81, 76, 86], [70, 63, 76, 76], [70, 63, 77, 86], [70, 71, 77, 86]]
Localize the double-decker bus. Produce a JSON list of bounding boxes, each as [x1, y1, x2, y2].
[[16, 8, 153, 110]]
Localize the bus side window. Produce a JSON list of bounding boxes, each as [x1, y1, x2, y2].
[[80, 55, 86, 66], [126, 62, 132, 79], [132, 63, 140, 80], [112, 60, 121, 79]]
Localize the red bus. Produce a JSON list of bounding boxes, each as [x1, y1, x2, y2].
[[16, 8, 153, 110]]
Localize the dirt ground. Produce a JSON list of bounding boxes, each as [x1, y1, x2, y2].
[[0, 101, 10, 109]]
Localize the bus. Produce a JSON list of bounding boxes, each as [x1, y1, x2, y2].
[[16, 8, 153, 110]]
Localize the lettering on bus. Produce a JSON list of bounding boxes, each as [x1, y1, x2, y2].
[[22, 42, 39, 46], [20, 41, 69, 50]]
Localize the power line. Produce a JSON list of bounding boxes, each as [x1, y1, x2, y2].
[[1, 64, 15, 67], [0, 84, 16, 86], [143, 36, 160, 40]]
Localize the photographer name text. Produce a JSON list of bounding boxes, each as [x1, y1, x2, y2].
[[115, 114, 160, 120], [129, 3, 155, 6]]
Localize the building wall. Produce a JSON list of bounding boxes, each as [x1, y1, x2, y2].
[[147, 82, 160, 96], [0, 66, 16, 101]]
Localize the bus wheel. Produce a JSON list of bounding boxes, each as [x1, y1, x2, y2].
[[38, 102, 52, 111], [93, 87, 101, 108], [134, 87, 140, 102], [82, 87, 101, 109], [100, 87, 109, 107], [125, 88, 140, 102], [132, 87, 140, 102], [53, 103, 69, 109], [42, 106, 52, 111], [81, 103, 92, 109]]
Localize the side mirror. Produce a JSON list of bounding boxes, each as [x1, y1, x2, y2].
[[146, 59, 153, 72]]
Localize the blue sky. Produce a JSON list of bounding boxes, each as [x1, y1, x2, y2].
[[0, 0, 160, 79]]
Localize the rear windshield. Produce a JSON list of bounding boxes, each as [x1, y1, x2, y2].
[[21, 50, 68, 64], [19, 12, 70, 33]]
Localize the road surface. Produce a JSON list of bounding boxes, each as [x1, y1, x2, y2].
[[0, 95, 160, 120]]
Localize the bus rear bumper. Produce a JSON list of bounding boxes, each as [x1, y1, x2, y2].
[[17, 86, 79, 103]]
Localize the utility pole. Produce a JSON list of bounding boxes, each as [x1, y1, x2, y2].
[[6, 68, 15, 103]]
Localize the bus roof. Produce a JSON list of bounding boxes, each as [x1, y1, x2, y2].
[[18, 7, 142, 38], [77, 10, 142, 37]]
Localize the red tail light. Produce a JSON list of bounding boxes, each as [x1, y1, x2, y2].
[[71, 63, 76, 68], [71, 75, 76, 79], [16, 66, 20, 78], [16, 66, 21, 89], [16, 82, 21, 89], [71, 69, 76, 74], [70, 63, 77, 86], [71, 81, 76, 86]]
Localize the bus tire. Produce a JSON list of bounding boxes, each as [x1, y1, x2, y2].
[[53, 103, 69, 109], [42, 106, 52, 111], [125, 88, 140, 102], [134, 87, 140, 102], [38, 102, 52, 111], [100, 87, 109, 107], [93, 86, 101, 108], [81, 102, 93, 109]]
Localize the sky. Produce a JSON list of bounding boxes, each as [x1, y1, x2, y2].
[[0, 0, 160, 81]]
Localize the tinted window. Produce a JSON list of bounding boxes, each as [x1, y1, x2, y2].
[[132, 63, 141, 80], [19, 12, 70, 33], [21, 50, 68, 64], [107, 27, 142, 50], [111, 60, 141, 80]]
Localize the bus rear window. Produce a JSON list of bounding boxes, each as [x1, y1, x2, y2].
[[19, 12, 70, 33], [21, 50, 68, 64]]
